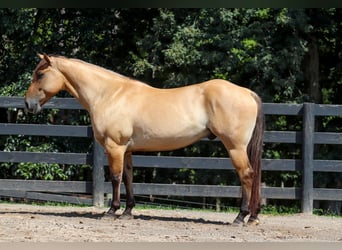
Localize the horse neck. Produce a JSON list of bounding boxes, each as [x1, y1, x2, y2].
[[55, 57, 122, 111]]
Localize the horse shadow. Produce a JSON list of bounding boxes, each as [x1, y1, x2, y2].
[[0, 209, 231, 226], [133, 214, 231, 226]]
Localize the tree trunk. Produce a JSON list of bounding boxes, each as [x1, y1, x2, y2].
[[304, 39, 321, 103]]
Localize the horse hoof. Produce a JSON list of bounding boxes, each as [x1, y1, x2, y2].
[[247, 217, 260, 226]]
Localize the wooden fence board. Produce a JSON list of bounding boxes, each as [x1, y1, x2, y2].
[[0, 190, 93, 205], [110, 183, 302, 200], [0, 180, 92, 193], [106, 183, 243, 198], [313, 188, 342, 201], [0, 152, 91, 165], [0, 96, 82, 109], [0, 124, 92, 137], [261, 187, 301, 200], [263, 131, 302, 143], [314, 132, 342, 144], [314, 104, 342, 116], [26, 192, 93, 205], [0, 190, 27, 198], [262, 159, 302, 171], [263, 103, 303, 115], [0, 97, 26, 108], [313, 160, 342, 172], [123, 156, 303, 171], [132, 155, 233, 170]]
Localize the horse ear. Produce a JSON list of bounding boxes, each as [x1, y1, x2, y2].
[[37, 53, 51, 65]]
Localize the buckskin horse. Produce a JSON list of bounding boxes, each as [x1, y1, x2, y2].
[[25, 54, 264, 225]]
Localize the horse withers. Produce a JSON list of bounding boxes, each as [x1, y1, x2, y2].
[[25, 53, 264, 225]]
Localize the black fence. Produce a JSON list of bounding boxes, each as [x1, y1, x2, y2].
[[0, 96, 341, 213]]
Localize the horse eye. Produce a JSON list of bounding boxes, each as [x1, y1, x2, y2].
[[37, 71, 44, 80]]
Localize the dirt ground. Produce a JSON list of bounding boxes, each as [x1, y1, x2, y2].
[[0, 203, 341, 242]]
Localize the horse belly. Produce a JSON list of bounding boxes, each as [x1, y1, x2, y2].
[[129, 121, 210, 152]]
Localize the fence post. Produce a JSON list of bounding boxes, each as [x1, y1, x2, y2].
[[302, 102, 315, 214], [92, 140, 105, 207]]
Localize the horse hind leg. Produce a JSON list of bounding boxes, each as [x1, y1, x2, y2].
[[227, 147, 255, 225]]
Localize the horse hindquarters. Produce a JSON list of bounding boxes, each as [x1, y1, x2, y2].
[[206, 85, 263, 225], [232, 94, 264, 225]]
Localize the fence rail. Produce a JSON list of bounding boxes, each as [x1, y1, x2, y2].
[[0, 96, 342, 213]]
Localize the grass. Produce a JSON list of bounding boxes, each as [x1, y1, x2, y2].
[[134, 202, 240, 214], [0, 199, 89, 208], [260, 204, 301, 215]]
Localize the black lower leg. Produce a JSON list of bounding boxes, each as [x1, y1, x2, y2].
[[122, 153, 135, 217], [233, 210, 249, 224], [122, 198, 135, 216], [233, 188, 250, 225], [248, 204, 261, 224], [106, 174, 121, 216]]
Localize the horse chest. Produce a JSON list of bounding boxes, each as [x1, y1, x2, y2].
[[91, 114, 133, 147]]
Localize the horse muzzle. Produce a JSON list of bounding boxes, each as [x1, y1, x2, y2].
[[25, 98, 42, 114]]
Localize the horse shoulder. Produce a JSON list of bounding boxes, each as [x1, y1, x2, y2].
[[90, 103, 134, 148]]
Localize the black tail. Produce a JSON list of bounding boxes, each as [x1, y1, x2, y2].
[[247, 93, 264, 217]]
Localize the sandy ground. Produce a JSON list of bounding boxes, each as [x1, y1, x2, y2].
[[0, 203, 341, 242]]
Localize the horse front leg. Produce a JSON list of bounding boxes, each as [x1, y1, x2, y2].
[[105, 145, 126, 218], [121, 152, 135, 219]]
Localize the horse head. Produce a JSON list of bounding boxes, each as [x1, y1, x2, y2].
[[25, 53, 66, 113]]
